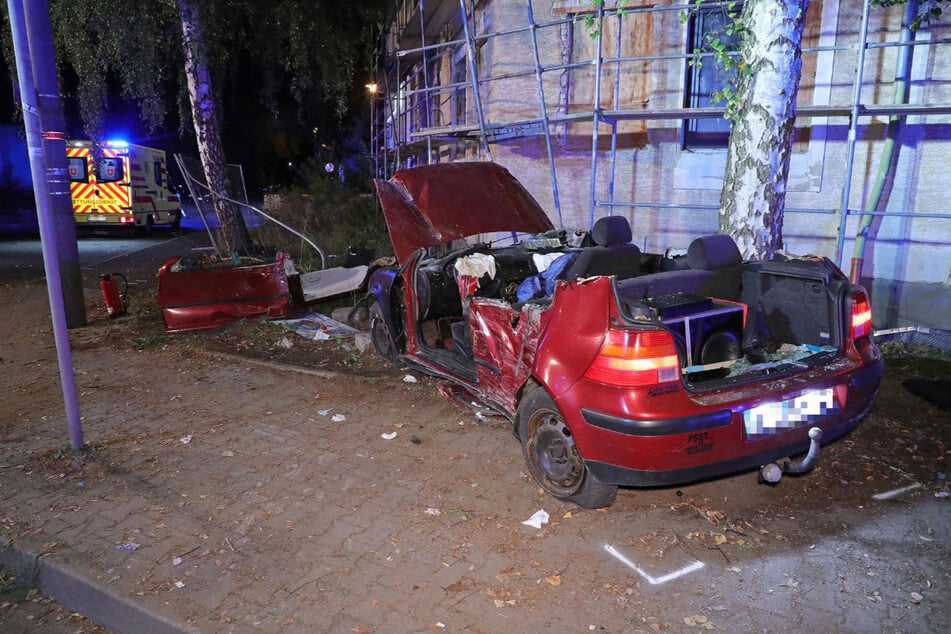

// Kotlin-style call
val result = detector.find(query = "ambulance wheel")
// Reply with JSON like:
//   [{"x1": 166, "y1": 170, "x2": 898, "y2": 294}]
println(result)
[
  {"x1": 135, "y1": 216, "x2": 154, "y2": 237},
  {"x1": 171, "y1": 210, "x2": 182, "y2": 232},
  {"x1": 517, "y1": 387, "x2": 617, "y2": 509}
]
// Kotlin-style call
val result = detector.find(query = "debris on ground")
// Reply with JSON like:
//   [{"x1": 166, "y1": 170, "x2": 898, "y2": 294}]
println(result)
[
  {"x1": 274, "y1": 312, "x2": 364, "y2": 342},
  {"x1": 522, "y1": 510, "x2": 549, "y2": 529},
  {"x1": 114, "y1": 542, "x2": 140, "y2": 551}
]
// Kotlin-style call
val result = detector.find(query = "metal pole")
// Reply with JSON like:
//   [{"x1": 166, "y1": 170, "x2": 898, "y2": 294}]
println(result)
[
  {"x1": 607, "y1": 9, "x2": 623, "y2": 214},
  {"x1": 834, "y1": 0, "x2": 872, "y2": 267},
  {"x1": 395, "y1": 55, "x2": 401, "y2": 171},
  {"x1": 526, "y1": 0, "x2": 563, "y2": 226},
  {"x1": 7, "y1": 0, "x2": 84, "y2": 448},
  {"x1": 459, "y1": 0, "x2": 493, "y2": 161},
  {"x1": 418, "y1": 0, "x2": 434, "y2": 163},
  {"x1": 588, "y1": 1, "x2": 605, "y2": 228},
  {"x1": 24, "y1": 1, "x2": 85, "y2": 328}
]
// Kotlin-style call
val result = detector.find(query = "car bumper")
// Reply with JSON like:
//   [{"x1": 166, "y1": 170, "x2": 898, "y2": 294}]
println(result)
[{"x1": 560, "y1": 358, "x2": 884, "y2": 487}]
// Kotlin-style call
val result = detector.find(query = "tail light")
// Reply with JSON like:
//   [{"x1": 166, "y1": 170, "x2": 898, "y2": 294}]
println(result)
[
  {"x1": 584, "y1": 328, "x2": 680, "y2": 387},
  {"x1": 850, "y1": 288, "x2": 872, "y2": 339}
]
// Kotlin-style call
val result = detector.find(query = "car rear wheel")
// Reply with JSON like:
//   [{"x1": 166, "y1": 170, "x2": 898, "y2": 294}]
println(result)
[{"x1": 517, "y1": 387, "x2": 618, "y2": 509}]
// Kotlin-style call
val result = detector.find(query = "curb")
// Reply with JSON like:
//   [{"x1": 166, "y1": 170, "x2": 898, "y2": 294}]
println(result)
[{"x1": 0, "y1": 536, "x2": 190, "y2": 634}]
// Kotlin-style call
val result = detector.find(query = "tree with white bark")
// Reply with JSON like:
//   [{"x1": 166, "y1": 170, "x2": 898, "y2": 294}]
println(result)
[
  {"x1": 175, "y1": 0, "x2": 250, "y2": 254},
  {"x1": 716, "y1": 0, "x2": 810, "y2": 260}
]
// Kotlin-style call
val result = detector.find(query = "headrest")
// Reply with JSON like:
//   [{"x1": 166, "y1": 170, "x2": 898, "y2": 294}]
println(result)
[
  {"x1": 591, "y1": 216, "x2": 633, "y2": 247},
  {"x1": 687, "y1": 234, "x2": 742, "y2": 270}
]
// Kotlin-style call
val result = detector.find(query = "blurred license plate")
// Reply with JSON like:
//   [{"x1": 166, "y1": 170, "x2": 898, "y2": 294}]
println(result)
[
  {"x1": 744, "y1": 388, "x2": 836, "y2": 436},
  {"x1": 87, "y1": 215, "x2": 107, "y2": 222}
]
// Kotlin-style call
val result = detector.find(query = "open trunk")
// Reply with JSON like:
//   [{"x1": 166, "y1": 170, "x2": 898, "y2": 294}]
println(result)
[{"x1": 618, "y1": 257, "x2": 850, "y2": 391}]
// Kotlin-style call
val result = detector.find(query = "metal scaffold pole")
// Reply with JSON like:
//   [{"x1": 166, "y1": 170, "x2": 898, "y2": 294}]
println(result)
[
  {"x1": 418, "y1": 0, "x2": 435, "y2": 162},
  {"x1": 835, "y1": 0, "x2": 872, "y2": 268},
  {"x1": 588, "y1": 0, "x2": 605, "y2": 229},
  {"x1": 526, "y1": 0, "x2": 563, "y2": 226},
  {"x1": 459, "y1": 0, "x2": 493, "y2": 161},
  {"x1": 607, "y1": 9, "x2": 623, "y2": 213}
]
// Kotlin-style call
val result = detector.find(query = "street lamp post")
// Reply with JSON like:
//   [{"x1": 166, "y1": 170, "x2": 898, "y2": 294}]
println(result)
[{"x1": 366, "y1": 83, "x2": 378, "y2": 180}]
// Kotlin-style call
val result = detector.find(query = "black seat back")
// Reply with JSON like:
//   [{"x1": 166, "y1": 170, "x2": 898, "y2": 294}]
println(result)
[{"x1": 562, "y1": 216, "x2": 641, "y2": 282}]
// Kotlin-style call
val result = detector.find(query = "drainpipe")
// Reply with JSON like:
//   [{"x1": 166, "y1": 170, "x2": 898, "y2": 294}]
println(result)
[{"x1": 849, "y1": 0, "x2": 918, "y2": 284}]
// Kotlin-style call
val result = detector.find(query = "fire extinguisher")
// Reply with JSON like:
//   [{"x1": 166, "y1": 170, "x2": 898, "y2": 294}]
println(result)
[{"x1": 99, "y1": 273, "x2": 128, "y2": 317}]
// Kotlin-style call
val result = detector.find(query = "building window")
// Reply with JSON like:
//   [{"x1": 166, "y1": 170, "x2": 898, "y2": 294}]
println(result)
[{"x1": 683, "y1": 3, "x2": 743, "y2": 148}]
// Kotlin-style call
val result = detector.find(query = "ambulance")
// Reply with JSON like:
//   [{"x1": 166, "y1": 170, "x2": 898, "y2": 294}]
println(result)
[{"x1": 67, "y1": 140, "x2": 182, "y2": 232}]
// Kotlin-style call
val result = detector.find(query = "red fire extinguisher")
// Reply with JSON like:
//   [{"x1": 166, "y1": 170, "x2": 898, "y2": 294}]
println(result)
[{"x1": 99, "y1": 273, "x2": 128, "y2": 317}]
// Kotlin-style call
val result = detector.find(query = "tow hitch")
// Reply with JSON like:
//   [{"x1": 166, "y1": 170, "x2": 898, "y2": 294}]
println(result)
[{"x1": 760, "y1": 427, "x2": 824, "y2": 484}]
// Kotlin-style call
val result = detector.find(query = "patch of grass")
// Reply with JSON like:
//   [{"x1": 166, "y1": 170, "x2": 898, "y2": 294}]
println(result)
[
  {"x1": 132, "y1": 333, "x2": 169, "y2": 350},
  {"x1": 0, "y1": 568, "x2": 15, "y2": 591},
  {"x1": 444, "y1": 508, "x2": 476, "y2": 520},
  {"x1": 0, "y1": 566, "x2": 28, "y2": 602},
  {"x1": 49, "y1": 440, "x2": 104, "y2": 462}
]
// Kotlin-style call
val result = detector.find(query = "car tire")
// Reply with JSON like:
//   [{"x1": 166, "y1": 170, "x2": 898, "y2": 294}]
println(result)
[
  {"x1": 369, "y1": 300, "x2": 399, "y2": 364},
  {"x1": 517, "y1": 387, "x2": 618, "y2": 509}
]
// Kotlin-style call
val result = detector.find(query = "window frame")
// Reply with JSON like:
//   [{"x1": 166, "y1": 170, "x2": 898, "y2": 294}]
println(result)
[{"x1": 682, "y1": 2, "x2": 743, "y2": 149}]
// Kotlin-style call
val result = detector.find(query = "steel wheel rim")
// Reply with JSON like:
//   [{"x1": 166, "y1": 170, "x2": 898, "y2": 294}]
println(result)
[
  {"x1": 370, "y1": 308, "x2": 391, "y2": 356},
  {"x1": 526, "y1": 408, "x2": 584, "y2": 497}
]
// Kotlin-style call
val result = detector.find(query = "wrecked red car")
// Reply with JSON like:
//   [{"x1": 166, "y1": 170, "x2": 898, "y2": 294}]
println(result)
[{"x1": 367, "y1": 162, "x2": 883, "y2": 508}]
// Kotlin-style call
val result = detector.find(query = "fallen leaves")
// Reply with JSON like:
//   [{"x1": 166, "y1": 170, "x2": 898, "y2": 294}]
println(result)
[{"x1": 684, "y1": 614, "x2": 713, "y2": 629}]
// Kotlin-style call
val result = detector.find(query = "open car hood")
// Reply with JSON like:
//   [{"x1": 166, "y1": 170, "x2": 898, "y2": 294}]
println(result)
[{"x1": 374, "y1": 162, "x2": 555, "y2": 262}]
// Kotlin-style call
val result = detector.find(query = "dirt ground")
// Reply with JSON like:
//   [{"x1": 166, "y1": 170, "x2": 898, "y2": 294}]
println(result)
[{"x1": 1, "y1": 257, "x2": 950, "y2": 632}]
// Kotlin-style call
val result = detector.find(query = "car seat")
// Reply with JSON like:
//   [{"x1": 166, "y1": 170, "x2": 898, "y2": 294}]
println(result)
[{"x1": 561, "y1": 216, "x2": 641, "y2": 282}]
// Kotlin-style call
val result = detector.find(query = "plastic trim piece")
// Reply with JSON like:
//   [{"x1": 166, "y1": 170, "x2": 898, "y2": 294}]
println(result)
[{"x1": 581, "y1": 407, "x2": 732, "y2": 437}]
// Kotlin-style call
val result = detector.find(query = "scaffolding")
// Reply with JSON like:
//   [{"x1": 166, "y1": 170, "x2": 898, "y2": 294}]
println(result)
[{"x1": 372, "y1": 0, "x2": 951, "y2": 266}]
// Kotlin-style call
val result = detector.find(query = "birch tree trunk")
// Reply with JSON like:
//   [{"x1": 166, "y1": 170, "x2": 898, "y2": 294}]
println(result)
[
  {"x1": 176, "y1": 0, "x2": 251, "y2": 256},
  {"x1": 719, "y1": 0, "x2": 810, "y2": 260}
]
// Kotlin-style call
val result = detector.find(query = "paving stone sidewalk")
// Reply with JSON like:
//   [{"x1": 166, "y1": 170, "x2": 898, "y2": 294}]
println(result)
[{"x1": 1, "y1": 283, "x2": 949, "y2": 633}]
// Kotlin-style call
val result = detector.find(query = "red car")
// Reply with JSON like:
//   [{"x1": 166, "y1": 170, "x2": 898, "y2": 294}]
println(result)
[{"x1": 367, "y1": 162, "x2": 883, "y2": 508}]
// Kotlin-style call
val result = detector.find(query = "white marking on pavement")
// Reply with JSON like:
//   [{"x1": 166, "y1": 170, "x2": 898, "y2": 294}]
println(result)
[
  {"x1": 604, "y1": 544, "x2": 705, "y2": 585},
  {"x1": 871, "y1": 482, "x2": 922, "y2": 500}
]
